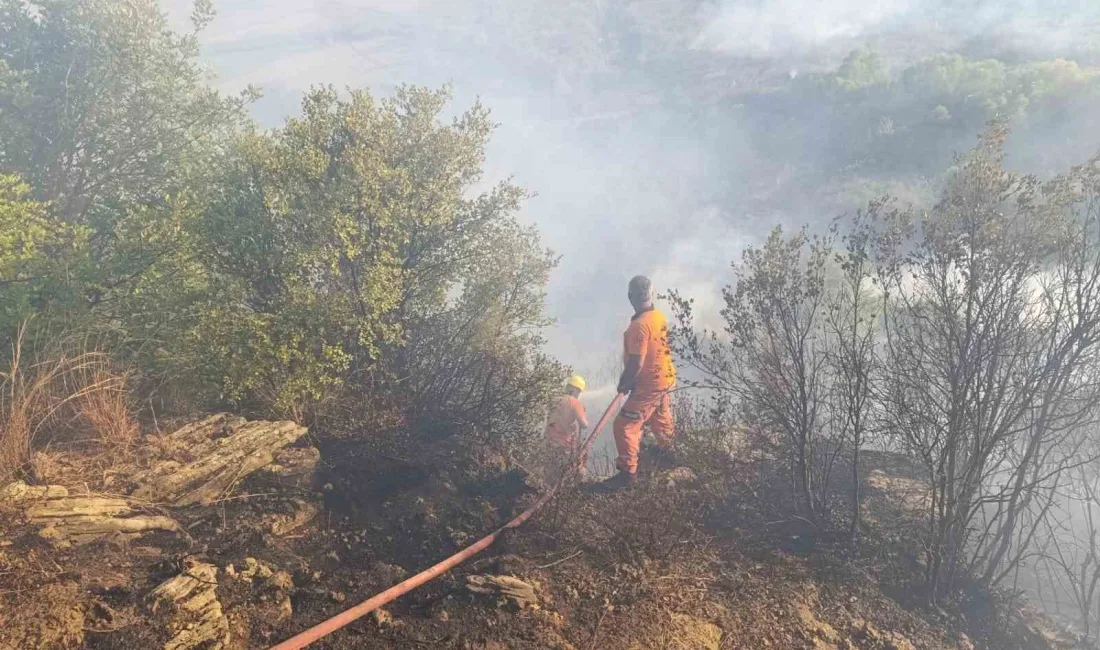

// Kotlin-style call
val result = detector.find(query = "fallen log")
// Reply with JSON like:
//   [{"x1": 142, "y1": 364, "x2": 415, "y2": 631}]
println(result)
[
  {"x1": 131, "y1": 414, "x2": 308, "y2": 506},
  {"x1": 1, "y1": 481, "x2": 181, "y2": 546}
]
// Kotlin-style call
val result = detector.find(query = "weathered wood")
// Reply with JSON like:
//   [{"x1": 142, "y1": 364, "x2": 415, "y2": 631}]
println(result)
[
  {"x1": 1, "y1": 480, "x2": 181, "y2": 546},
  {"x1": 42, "y1": 515, "x2": 183, "y2": 544},
  {"x1": 466, "y1": 574, "x2": 539, "y2": 609},
  {"x1": 150, "y1": 562, "x2": 230, "y2": 650},
  {"x1": 131, "y1": 414, "x2": 308, "y2": 506},
  {"x1": 0, "y1": 481, "x2": 68, "y2": 503},
  {"x1": 26, "y1": 496, "x2": 132, "y2": 518}
]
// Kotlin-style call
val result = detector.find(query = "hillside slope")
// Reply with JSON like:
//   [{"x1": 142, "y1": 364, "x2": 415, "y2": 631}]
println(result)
[{"x1": 0, "y1": 416, "x2": 1078, "y2": 650}]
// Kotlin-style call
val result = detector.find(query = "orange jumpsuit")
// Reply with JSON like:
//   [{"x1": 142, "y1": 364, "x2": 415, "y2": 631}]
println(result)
[
  {"x1": 544, "y1": 394, "x2": 589, "y2": 482},
  {"x1": 613, "y1": 307, "x2": 676, "y2": 474},
  {"x1": 545, "y1": 394, "x2": 588, "y2": 450}
]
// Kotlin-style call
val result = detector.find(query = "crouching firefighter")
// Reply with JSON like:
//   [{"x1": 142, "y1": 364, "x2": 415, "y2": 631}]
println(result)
[
  {"x1": 543, "y1": 375, "x2": 590, "y2": 483},
  {"x1": 601, "y1": 275, "x2": 677, "y2": 491}
]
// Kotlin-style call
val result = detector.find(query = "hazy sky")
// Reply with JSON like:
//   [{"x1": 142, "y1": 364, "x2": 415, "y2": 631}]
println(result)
[{"x1": 163, "y1": 0, "x2": 1100, "y2": 393}]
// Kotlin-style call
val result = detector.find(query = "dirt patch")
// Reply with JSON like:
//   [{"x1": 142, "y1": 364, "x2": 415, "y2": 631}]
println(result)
[
  {"x1": 0, "y1": 582, "x2": 85, "y2": 650},
  {"x1": 639, "y1": 613, "x2": 723, "y2": 650}
]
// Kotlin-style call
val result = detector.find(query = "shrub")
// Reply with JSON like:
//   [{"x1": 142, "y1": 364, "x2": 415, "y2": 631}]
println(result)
[{"x1": 152, "y1": 86, "x2": 561, "y2": 430}]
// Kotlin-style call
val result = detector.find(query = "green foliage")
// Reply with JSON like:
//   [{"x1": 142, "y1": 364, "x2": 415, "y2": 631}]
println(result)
[
  {"x1": 190, "y1": 0, "x2": 216, "y2": 31},
  {"x1": 158, "y1": 85, "x2": 559, "y2": 421},
  {"x1": 900, "y1": 54, "x2": 1012, "y2": 112},
  {"x1": 0, "y1": 0, "x2": 252, "y2": 326},
  {"x1": 0, "y1": 175, "x2": 78, "y2": 330},
  {"x1": 1014, "y1": 58, "x2": 1094, "y2": 98},
  {"x1": 818, "y1": 50, "x2": 1098, "y2": 118},
  {"x1": 777, "y1": 50, "x2": 1100, "y2": 210},
  {"x1": 0, "y1": 176, "x2": 51, "y2": 281},
  {"x1": 833, "y1": 48, "x2": 889, "y2": 90},
  {"x1": 0, "y1": 1, "x2": 560, "y2": 445}
]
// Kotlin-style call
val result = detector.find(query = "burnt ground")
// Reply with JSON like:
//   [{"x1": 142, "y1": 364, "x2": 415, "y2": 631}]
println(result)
[{"x1": 0, "y1": 431, "x2": 1079, "y2": 650}]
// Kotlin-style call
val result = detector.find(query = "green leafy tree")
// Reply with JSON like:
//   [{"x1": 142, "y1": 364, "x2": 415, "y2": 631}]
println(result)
[{"x1": 0, "y1": 0, "x2": 251, "y2": 325}]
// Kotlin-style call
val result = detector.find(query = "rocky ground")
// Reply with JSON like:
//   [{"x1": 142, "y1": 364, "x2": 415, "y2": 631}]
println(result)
[{"x1": 0, "y1": 416, "x2": 1081, "y2": 649}]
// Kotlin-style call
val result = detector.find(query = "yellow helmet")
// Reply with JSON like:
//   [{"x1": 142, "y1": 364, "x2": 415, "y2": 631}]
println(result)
[{"x1": 567, "y1": 375, "x2": 586, "y2": 391}]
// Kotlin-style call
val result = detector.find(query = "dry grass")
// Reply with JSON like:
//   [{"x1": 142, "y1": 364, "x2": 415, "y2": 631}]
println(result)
[
  {"x1": 71, "y1": 369, "x2": 138, "y2": 448},
  {"x1": 0, "y1": 322, "x2": 138, "y2": 483}
]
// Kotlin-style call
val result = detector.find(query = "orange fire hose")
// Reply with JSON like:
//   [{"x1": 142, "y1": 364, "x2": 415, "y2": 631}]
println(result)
[{"x1": 266, "y1": 393, "x2": 625, "y2": 650}]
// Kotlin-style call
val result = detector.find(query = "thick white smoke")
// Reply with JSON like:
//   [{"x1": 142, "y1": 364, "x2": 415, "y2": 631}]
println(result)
[{"x1": 162, "y1": 0, "x2": 1100, "y2": 379}]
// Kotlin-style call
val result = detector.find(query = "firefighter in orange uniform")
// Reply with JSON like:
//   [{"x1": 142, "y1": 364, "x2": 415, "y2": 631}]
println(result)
[
  {"x1": 601, "y1": 275, "x2": 676, "y2": 491},
  {"x1": 544, "y1": 375, "x2": 589, "y2": 483}
]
